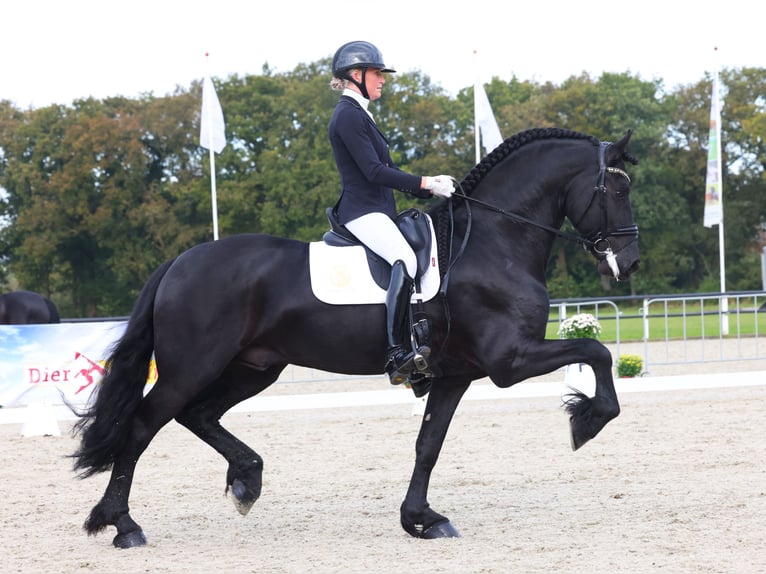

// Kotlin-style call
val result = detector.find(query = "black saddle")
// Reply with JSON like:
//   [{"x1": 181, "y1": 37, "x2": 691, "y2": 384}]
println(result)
[{"x1": 322, "y1": 207, "x2": 433, "y2": 290}]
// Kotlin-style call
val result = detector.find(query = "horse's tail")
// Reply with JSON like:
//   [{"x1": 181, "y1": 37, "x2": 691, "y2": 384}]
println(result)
[
  {"x1": 71, "y1": 257, "x2": 176, "y2": 479},
  {"x1": 44, "y1": 297, "x2": 60, "y2": 323}
]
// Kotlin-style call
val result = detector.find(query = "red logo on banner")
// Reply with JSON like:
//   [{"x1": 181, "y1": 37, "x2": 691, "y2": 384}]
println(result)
[{"x1": 73, "y1": 352, "x2": 105, "y2": 394}]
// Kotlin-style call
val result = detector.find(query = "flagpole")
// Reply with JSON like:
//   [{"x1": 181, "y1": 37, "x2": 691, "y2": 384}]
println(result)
[
  {"x1": 473, "y1": 50, "x2": 481, "y2": 164},
  {"x1": 205, "y1": 53, "x2": 220, "y2": 241},
  {"x1": 703, "y1": 46, "x2": 727, "y2": 334},
  {"x1": 208, "y1": 145, "x2": 219, "y2": 241},
  {"x1": 714, "y1": 48, "x2": 727, "y2": 334}
]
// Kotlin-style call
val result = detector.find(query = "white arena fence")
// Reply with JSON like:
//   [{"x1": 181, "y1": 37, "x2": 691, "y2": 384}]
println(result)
[{"x1": 550, "y1": 290, "x2": 765, "y2": 375}]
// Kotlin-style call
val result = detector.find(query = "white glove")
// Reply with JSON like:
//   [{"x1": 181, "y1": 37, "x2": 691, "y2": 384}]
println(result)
[{"x1": 424, "y1": 175, "x2": 455, "y2": 199}]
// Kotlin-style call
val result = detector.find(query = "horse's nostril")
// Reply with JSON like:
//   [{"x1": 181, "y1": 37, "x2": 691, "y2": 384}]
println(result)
[{"x1": 628, "y1": 260, "x2": 640, "y2": 274}]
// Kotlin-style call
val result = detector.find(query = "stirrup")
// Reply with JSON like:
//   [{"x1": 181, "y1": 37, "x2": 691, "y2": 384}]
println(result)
[
  {"x1": 386, "y1": 346, "x2": 431, "y2": 385},
  {"x1": 412, "y1": 347, "x2": 430, "y2": 372},
  {"x1": 388, "y1": 368, "x2": 432, "y2": 396}
]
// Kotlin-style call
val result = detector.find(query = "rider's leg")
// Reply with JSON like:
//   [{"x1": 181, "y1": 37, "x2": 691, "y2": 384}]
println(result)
[
  {"x1": 383, "y1": 260, "x2": 430, "y2": 383},
  {"x1": 344, "y1": 212, "x2": 417, "y2": 278},
  {"x1": 344, "y1": 214, "x2": 430, "y2": 390}
]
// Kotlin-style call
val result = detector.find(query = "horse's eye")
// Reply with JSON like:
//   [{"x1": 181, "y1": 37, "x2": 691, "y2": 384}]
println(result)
[{"x1": 613, "y1": 186, "x2": 629, "y2": 198}]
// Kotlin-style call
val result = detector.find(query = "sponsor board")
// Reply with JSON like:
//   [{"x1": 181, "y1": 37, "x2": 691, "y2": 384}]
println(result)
[{"x1": 0, "y1": 321, "x2": 155, "y2": 407}]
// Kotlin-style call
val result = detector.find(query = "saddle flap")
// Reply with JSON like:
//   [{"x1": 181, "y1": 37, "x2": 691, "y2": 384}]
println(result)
[{"x1": 396, "y1": 208, "x2": 432, "y2": 277}]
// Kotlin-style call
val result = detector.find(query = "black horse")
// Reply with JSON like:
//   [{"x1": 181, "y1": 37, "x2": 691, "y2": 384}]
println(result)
[
  {"x1": 72, "y1": 128, "x2": 640, "y2": 547},
  {"x1": 0, "y1": 290, "x2": 60, "y2": 324}
]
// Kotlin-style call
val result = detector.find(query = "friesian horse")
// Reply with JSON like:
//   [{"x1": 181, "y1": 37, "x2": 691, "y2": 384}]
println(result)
[
  {"x1": 0, "y1": 290, "x2": 60, "y2": 324},
  {"x1": 72, "y1": 128, "x2": 640, "y2": 547}
]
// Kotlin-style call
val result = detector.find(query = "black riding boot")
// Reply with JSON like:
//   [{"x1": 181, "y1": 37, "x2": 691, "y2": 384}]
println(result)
[{"x1": 384, "y1": 261, "x2": 430, "y2": 394}]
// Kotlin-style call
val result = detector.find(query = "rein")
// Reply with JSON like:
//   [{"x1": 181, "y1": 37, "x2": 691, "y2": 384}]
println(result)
[{"x1": 451, "y1": 189, "x2": 589, "y2": 246}]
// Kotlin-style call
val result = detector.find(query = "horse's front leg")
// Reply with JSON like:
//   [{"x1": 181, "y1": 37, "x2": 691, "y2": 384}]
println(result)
[
  {"x1": 400, "y1": 376, "x2": 471, "y2": 539},
  {"x1": 560, "y1": 339, "x2": 621, "y2": 450},
  {"x1": 489, "y1": 338, "x2": 620, "y2": 451},
  {"x1": 527, "y1": 338, "x2": 621, "y2": 450}
]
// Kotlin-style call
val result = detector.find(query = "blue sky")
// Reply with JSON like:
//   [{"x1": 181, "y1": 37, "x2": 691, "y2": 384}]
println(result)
[{"x1": 2, "y1": 0, "x2": 763, "y2": 109}]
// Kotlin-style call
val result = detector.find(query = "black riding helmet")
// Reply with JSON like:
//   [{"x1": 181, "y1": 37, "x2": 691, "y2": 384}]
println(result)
[{"x1": 332, "y1": 41, "x2": 395, "y2": 99}]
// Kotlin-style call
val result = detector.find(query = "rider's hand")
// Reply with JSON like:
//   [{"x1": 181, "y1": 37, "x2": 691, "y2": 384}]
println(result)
[{"x1": 424, "y1": 175, "x2": 455, "y2": 199}]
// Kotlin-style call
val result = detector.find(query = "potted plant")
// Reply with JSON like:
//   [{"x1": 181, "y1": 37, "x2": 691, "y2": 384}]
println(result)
[{"x1": 616, "y1": 354, "x2": 643, "y2": 378}]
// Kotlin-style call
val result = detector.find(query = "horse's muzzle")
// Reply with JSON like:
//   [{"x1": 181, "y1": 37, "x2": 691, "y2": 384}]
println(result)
[{"x1": 598, "y1": 255, "x2": 640, "y2": 280}]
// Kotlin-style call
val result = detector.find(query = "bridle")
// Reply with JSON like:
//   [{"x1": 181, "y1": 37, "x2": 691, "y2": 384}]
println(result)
[
  {"x1": 577, "y1": 142, "x2": 639, "y2": 262},
  {"x1": 447, "y1": 140, "x2": 638, "y2": 269}
]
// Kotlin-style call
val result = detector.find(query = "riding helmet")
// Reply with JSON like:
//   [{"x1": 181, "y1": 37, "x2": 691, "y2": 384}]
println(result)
[{"x1": 332, "y1": 41, "x2": 396, "y2": 78}]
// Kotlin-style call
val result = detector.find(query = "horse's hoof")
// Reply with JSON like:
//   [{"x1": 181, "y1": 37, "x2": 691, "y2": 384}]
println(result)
[
  {"x1": 422, "y1": 520, "x2": 461, "y2": 539},
  {"x1": 570, "y1": 427, "x2": 588, "y2": 451},
  {"x1": 229, "y1": 479, "x2": 256, "y2": 516},
  {"x1": 112, "y1": 529, "x2": 147, "y2": 548},
  {"x1": 569, "y1": 426, "x2": 580, "y2": 451},
  {"x1": 569, "y1": 417, "x2": 595, "y2": 451}
]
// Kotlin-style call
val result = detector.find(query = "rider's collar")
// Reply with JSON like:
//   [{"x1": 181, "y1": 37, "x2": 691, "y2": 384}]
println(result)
[{"x1": 343, "y1": 88, "x2": 374, "y2": 121}]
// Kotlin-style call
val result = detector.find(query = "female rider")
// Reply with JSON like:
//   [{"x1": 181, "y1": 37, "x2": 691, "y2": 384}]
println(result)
[{"x1": 328, "y1": 40, "x2": 454, "y2": 392}]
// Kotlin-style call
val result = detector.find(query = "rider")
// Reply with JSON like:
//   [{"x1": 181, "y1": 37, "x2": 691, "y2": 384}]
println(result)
[{"x1": 328, "y1": 40, "x2": 455, "y2": 390}]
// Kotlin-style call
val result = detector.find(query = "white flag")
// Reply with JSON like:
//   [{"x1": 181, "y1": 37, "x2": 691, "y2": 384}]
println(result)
[
  {"x1": 703, "y1": 68, "x2": 722, "y2": 228},
  {"x1": 474, "y1": 81, "x2": 503, "y2": 156},
  {"x1": 200, "y1": 75, "x2": 226, "y2": 154}
]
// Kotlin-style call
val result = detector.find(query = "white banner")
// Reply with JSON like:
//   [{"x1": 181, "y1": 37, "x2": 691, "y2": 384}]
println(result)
[
  {"x1": 200, "y1": 75, "x2": 226, "y2": 154},
  {"x1": 474, "y1": 81, "x2": 504, "y2": 156},
  {"x1": 0, "y1": 321, "x2": 156, "y2": 408},
  {"x1": 703, "y1": 68, "x2": 723, "y2": 228}
]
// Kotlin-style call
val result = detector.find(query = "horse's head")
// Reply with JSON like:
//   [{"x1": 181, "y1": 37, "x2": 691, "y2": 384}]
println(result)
[{"x1": 567, "y1": 130, "x2": 640, "y2": 281}]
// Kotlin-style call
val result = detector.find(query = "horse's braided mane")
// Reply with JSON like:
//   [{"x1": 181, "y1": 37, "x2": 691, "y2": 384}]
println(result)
[
  {"x1": 432, "y1": 127, "x2": 600, "y2": 278},
  {"x1": 459, "y1": 127, "x2": 600, "y2": 195}
]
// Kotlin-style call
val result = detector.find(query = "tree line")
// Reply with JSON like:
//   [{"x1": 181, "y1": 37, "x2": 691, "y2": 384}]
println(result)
[{"x1": 0, "y1": 58, "x2": 764, "y2": 317}]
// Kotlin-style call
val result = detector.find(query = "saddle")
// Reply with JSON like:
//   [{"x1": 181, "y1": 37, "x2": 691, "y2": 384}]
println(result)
[{"x1": 322, "y1": 207, "x2": 433, "y2": 290}]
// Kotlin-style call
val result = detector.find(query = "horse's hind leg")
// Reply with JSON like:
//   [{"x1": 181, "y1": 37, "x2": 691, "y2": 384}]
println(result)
[
  {"x1": 175, "y1": 362, "x2": 285, "y2": 516},
  {"x1": 84, "y1": 382, "x2": 195, "y2": 548}
]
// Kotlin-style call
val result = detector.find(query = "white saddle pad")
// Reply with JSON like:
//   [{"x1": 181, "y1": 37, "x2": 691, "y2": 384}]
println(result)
[{"x1": 309, "y1": 219, "x2": 441, "y2": 305}]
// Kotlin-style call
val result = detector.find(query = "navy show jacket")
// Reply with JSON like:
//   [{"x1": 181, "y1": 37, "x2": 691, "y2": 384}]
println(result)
[{"x1": 328, "y1": 95, "x2": 430, "y2": 225}]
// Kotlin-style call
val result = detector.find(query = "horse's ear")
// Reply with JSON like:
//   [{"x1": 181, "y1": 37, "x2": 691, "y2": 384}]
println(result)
[
  {"x1": 609, "y1": 129, "x2": 638, "y2": 165},
  {"x1": 617, "y1": 129, "x2": 633, "y2": 148}
]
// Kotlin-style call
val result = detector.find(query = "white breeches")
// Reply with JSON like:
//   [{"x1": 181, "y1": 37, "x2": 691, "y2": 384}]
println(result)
[{"x1": 344, "y1": 212, "x2": 417, "y2": 278}]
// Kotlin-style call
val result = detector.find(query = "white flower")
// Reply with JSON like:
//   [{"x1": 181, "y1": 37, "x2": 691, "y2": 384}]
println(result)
[{"x1": 557, "y1": 313, "x2": 602, "y2": 340}]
